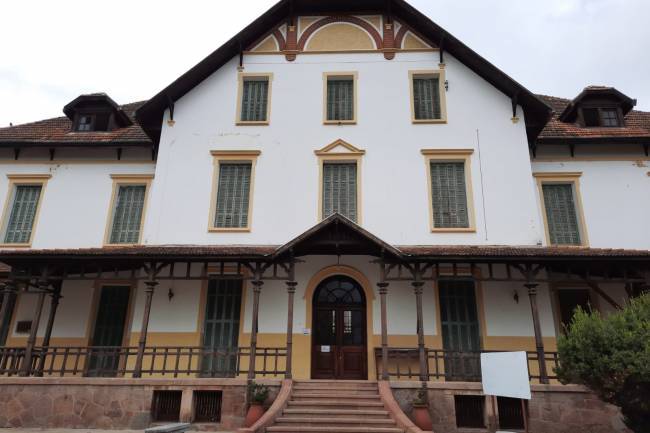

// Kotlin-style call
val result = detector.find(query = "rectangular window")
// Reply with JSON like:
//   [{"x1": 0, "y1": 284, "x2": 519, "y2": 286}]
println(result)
[
  {"x1": 237, "y1": 74, "x2": 272, "y2": 124},
  {"x1": 1, "y1": 176, "x2": 50, "y2": 246},
  {"x1": 75, "y1": 114, "x2": 94, "y2": 131},
  {"x1": 542, "y1": 184, "x2": 581, "y2": 245},
  {"x1": 322, "y1": 162, "x2": 358, "y2": 222},
  {"x1": 429, "y1": 162, "x2": 469, "y2": 229},
  {"x1": 535, "y1": 173, "x2": 587, "y2": 246},
  {"x1": 109, "y1": 185, "x2": 147, "y2": 244},
  {"x1": 582, "y1": 108, "x2": 600, "y2": 127},
  {"x1": 410, "y1": 71, "x2": 446, "y2": 122},
  {"x1": 557, "y1": 288, "x2": 592, "y2": 330},
  {"x1": 214, "y1": 163, "x2": 252, "y2": 229},
  {"x1": 209, "y1": 151, "x2": 259, "y2": 232},
  {"x1": 454, "y1": 395, "x2": 486, "y2": 428},
  {"x1": 600, "y1": 108, "x2": 620, "y2": 127},
  {"x1": 325, "y1": 73, "x2": 356, "y2": 123}
]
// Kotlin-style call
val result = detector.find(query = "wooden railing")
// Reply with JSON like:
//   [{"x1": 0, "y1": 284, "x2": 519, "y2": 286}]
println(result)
[
  {"x1": 0, "y1": 346, "x2": 288, "y2": 378},
  {"x1": 374, "y1": 348, "x2": 559, "y2": 383}
]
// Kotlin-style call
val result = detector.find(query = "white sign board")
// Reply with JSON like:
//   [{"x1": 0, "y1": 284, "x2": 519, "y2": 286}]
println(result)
[{"x1": 481, "y1": 352, "x2": 531, "y2": 400}]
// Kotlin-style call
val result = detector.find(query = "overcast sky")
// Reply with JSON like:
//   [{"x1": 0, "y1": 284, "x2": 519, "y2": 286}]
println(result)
[{"x1": 1, "y1": 0, "x2": 648, "y2": 126}]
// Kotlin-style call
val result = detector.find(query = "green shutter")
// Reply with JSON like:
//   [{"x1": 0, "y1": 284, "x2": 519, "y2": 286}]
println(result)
[
  {"x1": 4, "y1": 185, "x2": 42, "y2": 244},
  {"x1": 110, "y1": 185, "x2": 146, "y2": 244},
  {"x1": 327, "y1": 79, "x2": 354, "y2": 121},
  {"x1": 215, "y1": 163, "x2": 252, "y2": 228},
  {"x1": 413, "y1": 77, "x2": 441, "y2": 120},
  {"x1": 322, "y1": 163, "x2": 357, "y2": 222},
  {"x1": 241, "y1": 79, "x2": 269, "y2": 122},
  {"x1": 542, "y1": 184, "x2": 581, "y2": 245},
  {"x1": 430, "y1": 162, "x2": 469, "y2": 228}
]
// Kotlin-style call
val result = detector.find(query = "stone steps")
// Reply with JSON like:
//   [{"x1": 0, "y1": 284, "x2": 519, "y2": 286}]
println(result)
[{"x1": 265, "y1": 380, "x2": 403, "y2": 433}]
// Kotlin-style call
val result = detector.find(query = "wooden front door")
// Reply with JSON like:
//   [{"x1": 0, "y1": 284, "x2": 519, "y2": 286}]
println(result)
[
  {"x1": 201, "y1": 279, "x2": 242, "y2": 377},
  {"x1": 87, "y1": 285, "x2": 131, "y2": 377},
  {"x1": 439, "y1": 279, "x2": 482, "y2": 381},
  {"x1": 312, "y1": 276, "x2": 367, "y2": 380}
]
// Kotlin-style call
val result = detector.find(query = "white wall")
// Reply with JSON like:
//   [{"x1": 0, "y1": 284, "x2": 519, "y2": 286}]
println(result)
[
  {"x1": 532, "y1": 159, "x2": 650, "y2": 249},
  {"x1": 144, "y1": 51, "x2": 543, "y2": 247}
]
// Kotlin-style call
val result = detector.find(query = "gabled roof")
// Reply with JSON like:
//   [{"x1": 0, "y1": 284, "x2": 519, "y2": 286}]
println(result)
[
  {"x1": 536, "y1": 93, "x2": 650, "y2": 145},
  {"x1": 0, "y1": 101, "x2": 152, "y2": 148},
  {"x1": 136, "y1": 0, "x2": 551, "y2": 142},
  {"x1": 273, "y1": 213, "x2": 404, "y2": 260}
]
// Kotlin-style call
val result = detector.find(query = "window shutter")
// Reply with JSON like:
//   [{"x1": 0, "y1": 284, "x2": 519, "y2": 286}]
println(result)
[
  {"x1": 322, "y1": 163, "x2": 357, "y2": 222},
  {"x1": 430, "y1": 162, "x2": 469, "y2": 228},
  {"x1": 110, "y1": 185, "x2": 146, "y2": 244},
  {"x1": 414, "y1": 77, "x2": 441, "y2": 120},
  {"x1": 542, "y1": 184, "x2": 581, "y2": 245},
  {"x1": 327, "y1": 79, "x2": 354, "y2": 121},
  {"x1": 4, "y1": 185, "x2": 42, "y2": 244},
  {"x1": 215, "y1": 163, "x2": 252, "y2": 228},
  {"x1": 240, "y1": 79, "x2": 269, "y2": 122}
]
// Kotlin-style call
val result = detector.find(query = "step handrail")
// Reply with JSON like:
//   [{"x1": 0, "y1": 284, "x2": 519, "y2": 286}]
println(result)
[
  {"x1": 238, "y1": 379, "x2": 293, "y2": 433},
  {"x1": 378, "y1": 381, "x2": 434, "y2": 433}
]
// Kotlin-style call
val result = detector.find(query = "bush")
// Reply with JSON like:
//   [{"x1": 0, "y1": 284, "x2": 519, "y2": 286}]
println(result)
[{"x1": 556, "y1": 294, "x2": 650, "y2": 433}]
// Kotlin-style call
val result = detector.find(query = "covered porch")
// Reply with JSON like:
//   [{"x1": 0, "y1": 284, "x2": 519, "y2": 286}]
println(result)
[{"x1": 0, "y1": 215, "x2": 647, "y2": 385}]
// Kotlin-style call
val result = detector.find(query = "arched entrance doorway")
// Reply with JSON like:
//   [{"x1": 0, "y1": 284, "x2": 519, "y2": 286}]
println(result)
[{"x1": 311, "y1": 275, "x2": 367, "y2": 380}]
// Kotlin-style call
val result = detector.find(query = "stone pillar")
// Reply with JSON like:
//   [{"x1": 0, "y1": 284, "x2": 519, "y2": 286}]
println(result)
[
  {"x1": 378, "y1": 281, "x2": 389, "y2": 381},
  {"x1": 413, "y1": 280, "x2": 428, "y2": 382},
  {"x1": 133, "y1": 272, "x2": 158, "y2": 378},
  {"x1": 21, "y1": 279, "x2": 48, "y2": 376},
  {"x1": 526, "y1": 283, "x2": 549, "y2": 384},
  {"x1": 35, "y1": 283, "x2": 62, "y2": 376},
  {"x1": 247, "y1": 279, "x2": 263, "y2": 380}
]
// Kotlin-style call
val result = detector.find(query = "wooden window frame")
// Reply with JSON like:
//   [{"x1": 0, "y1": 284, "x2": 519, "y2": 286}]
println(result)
[
  {"x1": 235, "y1": 73, "x2": 273, "y2": 125},
  {"x1": 0, "y1": 174, "x2": 51, "y2": 247},
  {"x1": 422, "y1": 149, "x2": 476, "y2": 233},
  {"x1": 208, "y1": 150, "x2": 260, "y2": 233},
  {"x1": 323, "y1": 72, "x2": 358, "y2": 125},
  {"x1": 409, "y1": 70, "x2": 447, "y2": 124},
  {"x1": 103, "y1": 174, "x2": 154, "y2": 246},
  {"x1": 534, "y1": 172, "x2": 589, "y2": 247},
  {"x1": 550, "y1": 282, "x2": 601, "y2": 337},
  {"x1": 579, "y1": 105, "x2": 624, "y2": 128},
  {"x1": 316, "y1": 143, "x2": 364, "y2": 224}
]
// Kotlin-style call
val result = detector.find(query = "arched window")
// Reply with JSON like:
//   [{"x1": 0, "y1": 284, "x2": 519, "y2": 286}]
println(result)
[{"x1": 314, "y1": 276, "x2": 365, "y2": 305}]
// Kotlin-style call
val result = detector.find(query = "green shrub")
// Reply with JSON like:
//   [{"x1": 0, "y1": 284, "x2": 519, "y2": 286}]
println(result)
[{"x1": 556, "y1": 294, "x2": 650, "y2": 433}]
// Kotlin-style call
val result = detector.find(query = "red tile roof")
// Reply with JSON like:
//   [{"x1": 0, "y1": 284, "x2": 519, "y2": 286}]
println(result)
[
  {"x1": 536, "y1": 94, "x2": 650, "y2": 141},
  {"x1": 0, "y1": 101, "x2": 151, "y2": 146}
]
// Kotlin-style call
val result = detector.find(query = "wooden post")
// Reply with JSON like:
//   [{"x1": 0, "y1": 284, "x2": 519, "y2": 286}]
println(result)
[
  {"x1": 285, "y1": 262, "x2": 296, "y2": 379},
  {"x1": 0, "y1": 281, "x2": 17, "y2": 346},
  {"x1": 133, "y1": 264, "x2": 158, "y2": 378},
  {"x1": 378, "y1": 263, "x2": 389, "y2": 381},
  {"x1": 21, "y1": 277, "x2": 49, "y2": 376},
  {"x1": 412, "y1": 264, "x2": 428, "y2": 383},
  {"x1": 526, "y1": 283, "x2": 549, "y2": 384},
  {"x1": 35, "y1": 283, "x2": 62, "y2": 376},
  {"x1": 248, "y1": 269, "x2": 264, "y2": 381}
]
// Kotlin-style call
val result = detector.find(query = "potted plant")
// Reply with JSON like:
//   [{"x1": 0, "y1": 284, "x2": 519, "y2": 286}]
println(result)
[
  {"x1": 244, "y1": 382, "x2": 270, "y2": 427},
  {"x1": 411, "y1": 388, "x2": 433, "y2": 430}
]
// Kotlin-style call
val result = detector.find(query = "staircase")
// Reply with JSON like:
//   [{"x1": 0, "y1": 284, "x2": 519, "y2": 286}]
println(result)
[{"x1": 266, "y1": 380, "x2": 404, "y2": 433}]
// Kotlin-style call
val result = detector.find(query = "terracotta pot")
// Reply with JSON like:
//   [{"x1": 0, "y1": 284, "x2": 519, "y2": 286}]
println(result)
[
  {"x1": 244, "y1": 402, "x2": 266, "y2": 427},
  {"x1": 412, "y1": 404, "x2": 433, "y2": 431}
]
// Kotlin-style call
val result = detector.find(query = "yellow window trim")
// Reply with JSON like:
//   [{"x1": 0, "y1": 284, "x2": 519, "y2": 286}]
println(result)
[
  {"x1": 103, "y1": 174, "x2": 154, "y2": 247},
  {"x1": 316, "y1": 140, "x2": 364, "y2": 224},
  {"x1": 323, "y1": 72, "x2": 358, "y2": 125},
  {"x1": 422, "y1": 149, "x2": 476, "y2": 233},
  {"x1": 235, "y1": 72, "x2": 273, "y2": 126},
  {"x1": 0, "y1": 174, "x2": 52, "y2": 248},
  {"x1": 533, "y1": 172, "x2": 589, "y2": 247},
  {"x1": 208, "y1": 150, "x2": 261, "y2": 233},
  {"x1": 409, "y1": 70, "x2": 448, "y2": 124}
]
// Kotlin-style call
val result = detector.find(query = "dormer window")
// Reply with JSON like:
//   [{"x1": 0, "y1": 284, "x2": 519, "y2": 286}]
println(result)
[
  {"x1": 76, "y1": 115, "x2": 94, "y2": 131},
  {"x1": 582, "y1": 107, "x2": 621, "y2": 127}
]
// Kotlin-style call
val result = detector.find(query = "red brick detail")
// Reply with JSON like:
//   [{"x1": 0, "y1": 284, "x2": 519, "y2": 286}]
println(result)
[
  {"x1": 284, "y1": 23, "x2": 298, "y2": 61},
  {"x1": 273, "y1": 30, "x2": 286, "y2": 51},
  {"x1": 297, "y1": 16, "x2": 384, "y2": 51},
  {"x1": 394, "y1": 26, "x2": 409, "y2": 50},
  {"x1": 382, "y1": 18, "x2": 396, "y2": 60}
]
